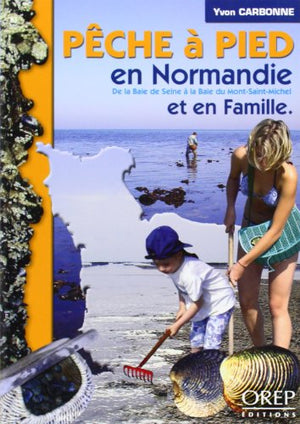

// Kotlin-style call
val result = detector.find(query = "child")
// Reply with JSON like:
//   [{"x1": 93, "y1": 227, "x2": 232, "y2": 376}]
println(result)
[{"x1": 145, "y1": 226, "x2": 235, "y2": 352}]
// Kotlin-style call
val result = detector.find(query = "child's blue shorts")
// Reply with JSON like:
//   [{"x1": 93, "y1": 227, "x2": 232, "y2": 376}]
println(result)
[{"x1": 190, "y1": 307, "x2": 234, "y2": 350}]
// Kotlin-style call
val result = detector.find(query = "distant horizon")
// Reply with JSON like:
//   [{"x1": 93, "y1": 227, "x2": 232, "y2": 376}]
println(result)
[{"x1": 54, "y1": 127, "x2": 300, "y2": 132}]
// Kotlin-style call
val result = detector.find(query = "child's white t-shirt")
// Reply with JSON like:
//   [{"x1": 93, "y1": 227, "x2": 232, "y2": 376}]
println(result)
[{"x1": 169, "y1": 256, "x2": 235, "y2": 321}]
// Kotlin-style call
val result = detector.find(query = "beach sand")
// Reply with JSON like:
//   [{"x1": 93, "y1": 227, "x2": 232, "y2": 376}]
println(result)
[{"x1": 72, "y1": 263, "x2": 300, "y2": 424}]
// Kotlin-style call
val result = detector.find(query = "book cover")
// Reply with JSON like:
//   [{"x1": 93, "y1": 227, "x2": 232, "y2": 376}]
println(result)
[{"x1": 1, "y1": 0, "x2": 299, "y2": 422}]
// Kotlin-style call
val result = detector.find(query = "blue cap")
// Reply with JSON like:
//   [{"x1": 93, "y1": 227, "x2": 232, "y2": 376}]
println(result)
[{"x1": 145, "y1": 226, "x2": 192, "y2": 260}]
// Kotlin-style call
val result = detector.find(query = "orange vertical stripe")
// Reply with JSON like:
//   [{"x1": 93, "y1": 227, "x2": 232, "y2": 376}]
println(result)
[{"x1": 20, "y1": 0, "x2": 53, "y2": 350}]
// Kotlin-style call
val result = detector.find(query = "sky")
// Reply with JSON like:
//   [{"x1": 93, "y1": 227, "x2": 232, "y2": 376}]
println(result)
[{"x1": 54, "y1": 0, "x2": 300, "y2": 130}]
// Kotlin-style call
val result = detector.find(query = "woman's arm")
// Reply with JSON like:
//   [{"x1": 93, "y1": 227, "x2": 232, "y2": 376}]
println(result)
[{"x1": 224, "y1": 146, "x2": 245, "y2": 234}]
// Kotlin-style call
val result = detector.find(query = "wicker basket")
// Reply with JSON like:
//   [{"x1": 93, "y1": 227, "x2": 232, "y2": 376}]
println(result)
[
  {"x1": 239, "y1": 206, "x2": 300, "y2": 270},
  {"x1": 0, "y1": 352, "x2": 93, "y2": 424}
]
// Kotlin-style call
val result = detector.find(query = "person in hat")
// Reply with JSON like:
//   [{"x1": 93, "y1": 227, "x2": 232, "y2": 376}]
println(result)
[{"x1": 145, "y1": 226, "x2": 235, "y2": 352}]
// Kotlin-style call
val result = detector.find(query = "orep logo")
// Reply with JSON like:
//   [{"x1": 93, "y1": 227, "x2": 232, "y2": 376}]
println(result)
[{"x1": 242, "y1": 389, "x2": 296, "y2": 407}]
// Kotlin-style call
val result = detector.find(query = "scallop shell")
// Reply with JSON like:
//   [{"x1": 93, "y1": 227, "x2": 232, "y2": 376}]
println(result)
[
  {"x1": 170, "y1": 349, "x2": 227, "y2": 417},
  {"x1": 220, "y1": 345, "x2": 300, "y2": 413}
]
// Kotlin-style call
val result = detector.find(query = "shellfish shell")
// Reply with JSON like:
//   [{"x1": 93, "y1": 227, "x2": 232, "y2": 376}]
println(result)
[
  {"x1": 170, "y1": 349, "x2": 227, "y2": 417},
  {"x1": 220, "y1": 345, "x2": 300, "y2": 413}
]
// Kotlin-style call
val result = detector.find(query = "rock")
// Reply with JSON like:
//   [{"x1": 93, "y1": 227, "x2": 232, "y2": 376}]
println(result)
[
  {"x1": 0, "y1": 0, "x2": 48, "y2": 368},
  {"x1": 135, "y1": 186, "x2": 149, "y2": 193},
  {"x1": 139, "y1": 193, "x2": 157, "y2": 205},
  {"x1": 137, "y1": 186, "x2": 186, "y2": 208},
  {"x1": 164, "y1": 188, "x2": 185, "y2": 207},
  {"x1": 153, "y1": 188, "x2": 168, "y2": 196}
]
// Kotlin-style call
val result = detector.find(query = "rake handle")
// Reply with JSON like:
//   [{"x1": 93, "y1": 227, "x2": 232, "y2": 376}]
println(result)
[
  {"x1": 138, "y1": 329, "x2": 171, "y2": 368},
  {"x1": 228, "y1": 232, "x2": 234, "y2": 356},
  {"x1": 228, "y1": 232, "x2": 234, "y2": 268}
]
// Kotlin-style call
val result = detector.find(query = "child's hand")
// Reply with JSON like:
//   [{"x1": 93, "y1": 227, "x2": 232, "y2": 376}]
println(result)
[{"x1": 167, "y1": 322, "x2": 181, "y2": 337}]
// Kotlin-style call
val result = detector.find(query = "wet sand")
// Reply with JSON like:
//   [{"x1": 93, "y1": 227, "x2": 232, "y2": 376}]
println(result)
[{"x1": 74, "y1": 263, "x2": 300, "y2": 424}]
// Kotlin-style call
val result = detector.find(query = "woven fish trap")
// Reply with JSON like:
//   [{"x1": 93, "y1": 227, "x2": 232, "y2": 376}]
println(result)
[
  {"x1": 170, "y1": 349, "x2": 227, "y2": 417},
  {"x1": 220, "y1": 345, "x2": 300, "y2": 413},
  {"x1": 0, "y1": 352, "x2": 94, "y2": 424}
]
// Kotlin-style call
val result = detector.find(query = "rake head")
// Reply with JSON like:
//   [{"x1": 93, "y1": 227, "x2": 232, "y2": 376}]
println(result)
[
  {"x1": 123, "y1": 330, "x2": 171, "y2": 384},
  {"x1": 123, "y1": 365, "x2": 153, "y2": 383}
]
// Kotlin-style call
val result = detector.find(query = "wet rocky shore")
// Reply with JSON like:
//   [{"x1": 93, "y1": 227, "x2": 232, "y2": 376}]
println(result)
[{"x1": 74, "y1": 264, "x2": 300, "y2": 424}]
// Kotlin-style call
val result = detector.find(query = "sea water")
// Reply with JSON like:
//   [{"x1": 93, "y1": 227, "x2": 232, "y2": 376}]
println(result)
[{"x1": 54, "y1": 129, "x2": 300, "y2": 225}]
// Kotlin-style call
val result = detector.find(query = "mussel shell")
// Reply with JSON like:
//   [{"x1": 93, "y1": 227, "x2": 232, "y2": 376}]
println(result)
[
  {"x1": 170, "y1": 349, "x2": 227, "y2": 417},
  {"x1": 220, "y1": 345, "x2": 300, "y2": 413}
]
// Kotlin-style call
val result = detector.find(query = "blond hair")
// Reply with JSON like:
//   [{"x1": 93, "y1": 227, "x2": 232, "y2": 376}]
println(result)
[{"x1": 247, "y1": 119, "x2": 292, "y2": 171}]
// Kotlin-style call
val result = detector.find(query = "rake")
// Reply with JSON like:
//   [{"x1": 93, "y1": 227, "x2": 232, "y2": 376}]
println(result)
[{"x1": 123, "y1": 329, "x2": 171, "y2": 383}]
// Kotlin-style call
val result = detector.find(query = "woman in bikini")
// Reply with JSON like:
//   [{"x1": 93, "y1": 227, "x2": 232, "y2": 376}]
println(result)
[{"x1": 224, "y1": 119, "x2": 298, "y2": 349}]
